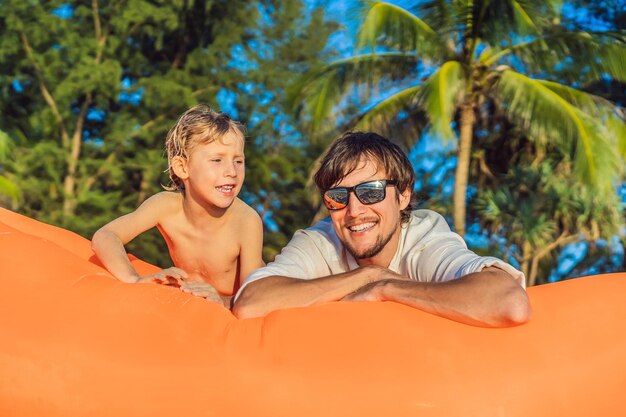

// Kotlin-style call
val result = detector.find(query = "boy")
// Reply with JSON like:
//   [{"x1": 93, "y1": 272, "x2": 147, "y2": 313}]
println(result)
[{"x1": 92, "y1": 105, "x2": 264, "y2": 307}]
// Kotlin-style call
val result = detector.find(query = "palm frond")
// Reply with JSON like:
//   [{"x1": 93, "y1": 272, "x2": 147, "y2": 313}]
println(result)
[
  {"x1": 288, "y1": 52, "x2": 420, "y2": 132},
  {"x1": 510, "y1": 0, "x2": 538, "y2": 34},
  {"x1": 473, "y1": 0, "x2": 557, "y2": 44},
  {"x1": 606, "y1": 113, "x2": 626, "y2": 160},
  {"x1": 416, "y1": 0, "x2": 454, "y2": 35},
  {"x1": 357, "y1": 1, "x2": 447, "y2": 59},
  {"x1": 355, "y1": 85, "x2": 420, "y2": 129},
  {"x1": 483, "y1": 31, "x2": 626, "y2": 84},
  {"x1": 353, "y1": 85, "x2": 427, "y2": 148},
  {"x1": 538, "y1": 81, "x2": 626, "y2": 162},
  {"x1": 417, "y1": 60, "x2": 466, "y2": 141},
  {"x1": 492, "y1": 70, "x2": 622, "y2": 194},
  {"x1": 597, "y1": 42, "x2": 626, "y2": 83},
  {"x1": 539, "y1": 81, "x2": 625, "y2": 123}
]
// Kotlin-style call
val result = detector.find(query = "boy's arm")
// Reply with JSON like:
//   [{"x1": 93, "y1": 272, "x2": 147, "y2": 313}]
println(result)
[
  {"x1": 237, "y1": 210, "x2": 265, "y2": 285},
  {"x1": 92, "y1": 193, "x2": 185, "y2": 283}
]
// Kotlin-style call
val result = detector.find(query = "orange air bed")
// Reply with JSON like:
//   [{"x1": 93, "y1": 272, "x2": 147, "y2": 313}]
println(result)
[{"x1": 0, "y1": 207, "x2": 625, "y2": 417}]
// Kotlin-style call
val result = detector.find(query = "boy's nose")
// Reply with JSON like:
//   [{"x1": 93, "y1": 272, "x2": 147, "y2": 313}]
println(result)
[{"x1": 224, "y1": 162, "x2": 237, "y2": 177}]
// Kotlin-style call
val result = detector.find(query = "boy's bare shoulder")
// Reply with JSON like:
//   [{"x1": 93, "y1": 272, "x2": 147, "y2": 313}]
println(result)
[
  {"x1": 153, "y1": 191, "x2": 183, "y2": 202},
  {"x1": 140, "y1": 191, "x2": 184, "y2": 216},
  {"x1": 232, "y1": 198, "x2": 262, "y2": 226}
]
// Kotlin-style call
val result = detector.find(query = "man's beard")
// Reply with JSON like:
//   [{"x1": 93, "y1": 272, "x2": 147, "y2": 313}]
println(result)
[{"x1": 343, "y1": 226, "x2": 397, "y2": 260}]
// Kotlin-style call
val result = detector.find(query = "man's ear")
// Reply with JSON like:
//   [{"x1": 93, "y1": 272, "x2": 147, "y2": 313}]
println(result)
[
  {"x1": 398, "y1": 188, "x2": 411, "y2": 210},
  {"x1": 171, "y1": 156, "x2": 189, "y2": 180}
]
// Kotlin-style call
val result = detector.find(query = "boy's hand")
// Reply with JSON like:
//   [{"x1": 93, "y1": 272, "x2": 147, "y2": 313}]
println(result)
[
  {"x1": 180, "y1": 281, "x2": 223, "y2": 304},
  {"x1": 137, "y1": 267, "x2": 189, "y2": 287}
]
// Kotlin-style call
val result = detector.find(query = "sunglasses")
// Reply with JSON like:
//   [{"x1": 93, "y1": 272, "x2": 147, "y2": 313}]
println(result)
[{"x1": 322, "y1": 180, "x2": 397, "y2": 210}]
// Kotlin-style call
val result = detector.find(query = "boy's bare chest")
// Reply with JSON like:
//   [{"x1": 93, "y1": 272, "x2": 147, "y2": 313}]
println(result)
[{"x1": 158, "y1": 222, "x2": 241, "y2": 294}]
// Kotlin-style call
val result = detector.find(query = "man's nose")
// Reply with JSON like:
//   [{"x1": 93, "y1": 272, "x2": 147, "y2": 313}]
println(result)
[{"x1": 346, "y1": 192, "x2": 366, "y2": 216}]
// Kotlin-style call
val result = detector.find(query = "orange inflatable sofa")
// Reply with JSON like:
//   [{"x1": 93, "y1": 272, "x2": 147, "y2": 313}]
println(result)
[{"x1": 0, "y1": 208, "x2": 625, "y2": 417}]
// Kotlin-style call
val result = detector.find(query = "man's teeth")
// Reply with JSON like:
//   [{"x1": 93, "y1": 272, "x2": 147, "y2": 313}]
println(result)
[
  {"x1": 349, "y1": 222, "x2": 375, "y2": 232},
  {"x1": 216, "y1": 185, "x2": 234, "y2": 192}
]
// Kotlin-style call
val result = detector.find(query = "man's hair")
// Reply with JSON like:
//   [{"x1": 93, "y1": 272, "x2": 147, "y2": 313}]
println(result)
[
  {"x1": 314, "y1": 131, "x2": 415, "y2": 224},
  {"x1": 165, "y1": 104, "x2": 245, "y2": 190}
]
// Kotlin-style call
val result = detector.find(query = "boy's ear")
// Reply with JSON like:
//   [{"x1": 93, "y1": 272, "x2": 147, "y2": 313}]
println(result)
[{"x1": 171, "y1": 156, "x2": 189, "y2": 180}]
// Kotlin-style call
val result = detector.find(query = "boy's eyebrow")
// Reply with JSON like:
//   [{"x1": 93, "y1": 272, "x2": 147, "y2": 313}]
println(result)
[{"x1": 206, "y1": 151, "x2": 245, "y2": 158}]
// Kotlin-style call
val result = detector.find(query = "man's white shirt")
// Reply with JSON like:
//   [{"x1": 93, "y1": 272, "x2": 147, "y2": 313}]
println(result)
[{"x1": 237, "y1": 210, "x2": 525, "y2": 299}]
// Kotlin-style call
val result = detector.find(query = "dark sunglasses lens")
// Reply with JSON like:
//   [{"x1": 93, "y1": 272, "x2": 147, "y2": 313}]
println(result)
[
  {"x1": 323, "y1": 189, "x2": 348, "y2": 210},
  {"x1": 355, "y1": 182, "x2": 386, "y2": 204}
]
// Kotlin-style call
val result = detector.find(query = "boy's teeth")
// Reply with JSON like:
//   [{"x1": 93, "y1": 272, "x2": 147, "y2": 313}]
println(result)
[
  {"x1": 217, "y1": 185, "x2": 233, "y2": 192},
  {"x1": 349, "y1": 222, "x2": 375, "y2": 232}
]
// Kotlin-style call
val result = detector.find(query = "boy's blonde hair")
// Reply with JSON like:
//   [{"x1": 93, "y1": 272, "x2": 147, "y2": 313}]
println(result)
[{"x1": 165, "y1": 104, "x2": 245, "y2": 190}]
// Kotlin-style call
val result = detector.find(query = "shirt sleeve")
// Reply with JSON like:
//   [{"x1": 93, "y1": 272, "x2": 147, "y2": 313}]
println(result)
[
  {"x1": 407, "y1": 213, "x2": 526, "y2": 288},
  {"x1": 235, "y1": 229, "x2": 332, "y2": 300}
]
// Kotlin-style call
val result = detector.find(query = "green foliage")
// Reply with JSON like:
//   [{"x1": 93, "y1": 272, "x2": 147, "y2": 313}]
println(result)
[
  {"x1": 294, "y1": 0, "x2": 626, "y2": 181},
  {"x1": 0, "y1": 0, "x2": 337, "y2": 267},
  {"x1": 356, "y1": 1, "x2": 445, "y2": 58},
  {"x1": 472, "y1": 112, "x2": 624, "y2": 284},
  {"x1": 0, "y1": 129, "x2": 21, "y2": 208},
  {"x1": 417, "y1": 61, "x2": 465, "y2": 140},
  {"x1": 291, "y1": 0, "x2": 626, "y2": 281},
  {"x1": 492, "y1": 70, "x2": 622, "y2": 195},
  {"x1": 230, "y1": 1, "x2": 337, "y2": 259}
]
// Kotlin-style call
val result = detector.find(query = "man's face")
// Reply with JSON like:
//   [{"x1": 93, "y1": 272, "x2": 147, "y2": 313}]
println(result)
[{"x1": 328, "y1": 157, "x2": 410, "y2": 267}]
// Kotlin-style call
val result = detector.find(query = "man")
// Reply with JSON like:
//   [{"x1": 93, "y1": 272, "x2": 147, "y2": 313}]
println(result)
[{"x1": 233, "y1": 132, "x2": 531, "y2": 327}]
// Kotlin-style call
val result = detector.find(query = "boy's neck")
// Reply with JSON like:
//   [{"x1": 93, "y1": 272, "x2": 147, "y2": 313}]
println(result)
[{"x1": 181, "y1": 193, "x2": 233, "y2": 228}]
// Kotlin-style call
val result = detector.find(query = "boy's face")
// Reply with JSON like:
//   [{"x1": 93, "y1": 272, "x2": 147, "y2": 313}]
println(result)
[{"x1": 180, "y1": 131, "x2": 245, "y2": 210}]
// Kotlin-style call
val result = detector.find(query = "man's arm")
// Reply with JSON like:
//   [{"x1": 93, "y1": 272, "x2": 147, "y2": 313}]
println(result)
[
  {"x1": 232, "y1": 265, "x2": 407, "y2": 319},
  {"x1": 342, "y1": 266, "x2": 531, "y2": 327}
]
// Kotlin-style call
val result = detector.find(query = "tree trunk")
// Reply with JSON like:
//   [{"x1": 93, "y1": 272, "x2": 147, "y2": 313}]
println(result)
[
  {"x1": 453, "y1": 103, "x2": 475, "y2": 236},
  {"x1": 62, "y1": 98, "x2": 91, "y2": 219},
  {"x1": 529, "y1": 255, "x2": 540, "y2": 287},
  {"x1": 62, "y1": 1, "x2": 106, "y2": 220},
  {"x1": 524, "y1": 232, "x2": 577, "y2": 286}
]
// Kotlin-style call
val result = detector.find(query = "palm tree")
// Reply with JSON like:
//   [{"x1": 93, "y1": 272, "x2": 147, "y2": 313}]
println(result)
[
  {"x1": 475, "y1": 157, "x2": 623, "y2": 285},
  {"x1": 293, "y1": 0, "x2": 626, "y2": 236}
]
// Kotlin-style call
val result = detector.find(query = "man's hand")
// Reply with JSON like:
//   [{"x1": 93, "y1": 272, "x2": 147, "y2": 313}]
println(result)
[
  {"x1": 341, "y1": 265, "x2": 411, "y2": 301},
  {"x1": 137, "y1": 267, "x2": 189, "y2": 287},
  {"x1": 360, "y1": 265, "x2": 409, "y2": 282},
  {"x1": 180, "y1": 281, "x2": 223, "y2": 304},
  {"x1": 341, "y1": 279, "x2": 390, "y2": 302},
  {"x1": 234, "y1": 265, "x2": 411, "y2": 319},
  {"x1": 342, "y1": 266, "x2": 409, "y2": 302}
]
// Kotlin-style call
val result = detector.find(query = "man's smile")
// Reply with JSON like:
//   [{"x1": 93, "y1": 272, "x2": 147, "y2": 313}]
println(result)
[{"x1": 347, "y1": 220, "x2": 377, "y2": 233}]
